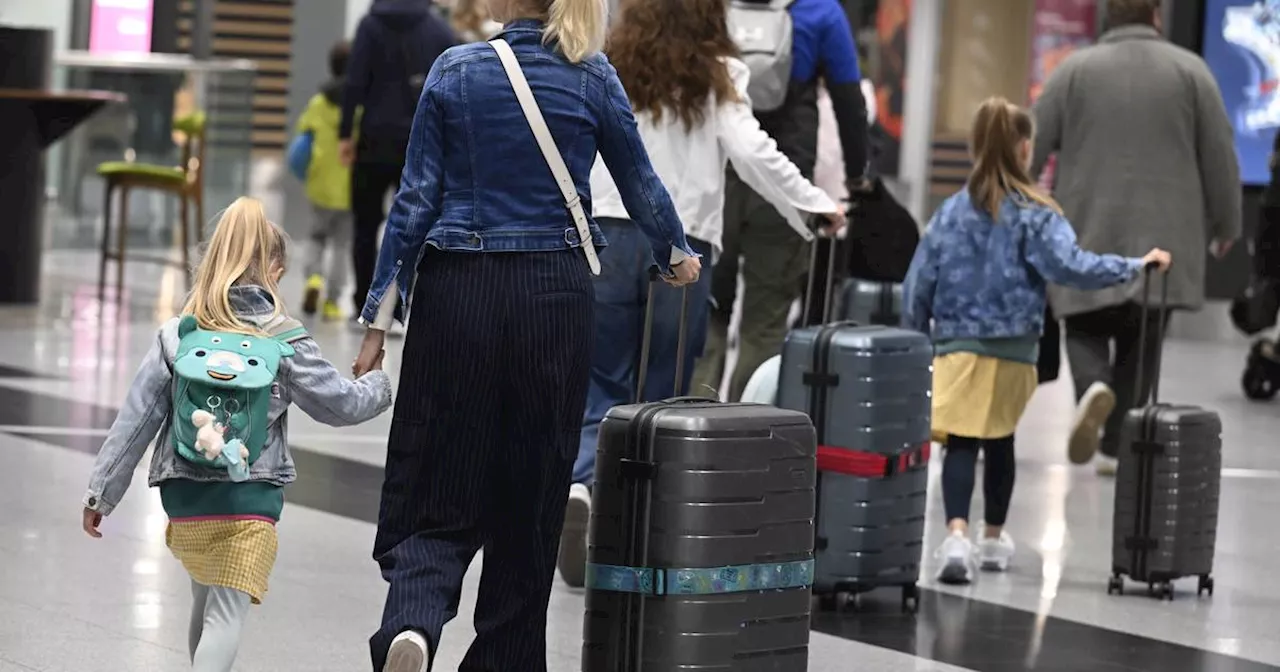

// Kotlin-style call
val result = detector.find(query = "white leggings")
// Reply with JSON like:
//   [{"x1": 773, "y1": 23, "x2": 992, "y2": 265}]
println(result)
[{"x1": 188, "y1": 581, "x2": 251, "y2": 672}]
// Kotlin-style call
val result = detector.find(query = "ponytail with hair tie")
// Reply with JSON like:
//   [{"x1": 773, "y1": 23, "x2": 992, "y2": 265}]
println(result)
[
  {"x1": 968, "y1": 96, "x2": 1061, "y2": 218},
  {"x1": 544, "y1": 0, "x2": 606, "y2": 62}
]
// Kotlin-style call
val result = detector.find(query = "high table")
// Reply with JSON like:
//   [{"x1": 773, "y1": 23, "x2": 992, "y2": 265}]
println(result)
[{"x1": 0, "y1": 88, "x2": 125, "y2": 304}]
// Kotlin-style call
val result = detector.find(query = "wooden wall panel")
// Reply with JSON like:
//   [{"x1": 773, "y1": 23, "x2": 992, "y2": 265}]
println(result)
[{"x1": 176, "y1": 0, "x2": 293, "y2": 152}]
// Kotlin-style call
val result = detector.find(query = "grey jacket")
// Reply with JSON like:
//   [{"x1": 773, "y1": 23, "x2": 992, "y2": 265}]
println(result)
[
  {"x1": 1031, "y1": 25, "x2": 1241, "y2": 318},
  {"x1": 83, "y1": 286, "x2": 393, "y2": 516}
]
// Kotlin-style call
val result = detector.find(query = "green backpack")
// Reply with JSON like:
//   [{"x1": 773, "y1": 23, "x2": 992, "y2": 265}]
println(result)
[{"x1": 170, "y1": 315, "x2": 305, "y2": 479}]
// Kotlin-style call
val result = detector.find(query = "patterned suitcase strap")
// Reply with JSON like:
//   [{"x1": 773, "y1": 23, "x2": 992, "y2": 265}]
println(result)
[{"x1": 585, "y1": 559, "x2": 814, "y2": 596}]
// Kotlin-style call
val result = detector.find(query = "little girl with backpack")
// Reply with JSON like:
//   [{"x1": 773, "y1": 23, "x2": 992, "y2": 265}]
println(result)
[
  {"x1": 903, "y1": 97, "x2": 1171, "y2": 584},
  {"x1": 81, "y1": 197, "x2": 393, "y2": 671}
]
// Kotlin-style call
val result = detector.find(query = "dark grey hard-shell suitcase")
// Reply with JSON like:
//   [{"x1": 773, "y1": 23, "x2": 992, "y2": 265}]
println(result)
[
  {"x1": 839, "y1": 279, "x2": 902, "y2": 326},
  {"x1": 1108, "y1": 267, "x2": 1221, "y2": 600},
  {"x1": 777, "y1": 238, "x2": 933, "y2": 612},
  {"x1": 582, "y1": 274, "x2": 817, "y2": 672}
]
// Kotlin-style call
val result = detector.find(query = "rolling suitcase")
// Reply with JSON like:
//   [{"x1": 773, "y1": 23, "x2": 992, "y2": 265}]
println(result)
[
  {"x1": 1108, "y1": 266, "x2": 1221, "y2": 600},
  {"x1": 839, "y1": 279, "x2": 902, "y2": 326},
  {"x1": 583, "y1": 272, "x2": 818, "y2": 671},
  {"x1": 777, "y1": 236, "x2": 933, "y2": 611}
]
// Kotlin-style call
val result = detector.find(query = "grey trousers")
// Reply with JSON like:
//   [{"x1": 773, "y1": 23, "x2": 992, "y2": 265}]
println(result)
[
  {"x1": 304, "y1": 205, "x2": 354, "y2": 302},
  {"x1": 1063, "y1": 302, "x2": 1168, "y2": 458},
  {"x1": 189, "y1": 581, "x2": 252, "y2": 672}
]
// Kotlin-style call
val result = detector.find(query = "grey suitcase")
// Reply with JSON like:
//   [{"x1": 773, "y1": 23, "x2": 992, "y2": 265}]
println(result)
[
  {"x1": 776, "y1": 237, "x2": 933, "y2": 611},
  {"x1": 839, "y1": 279, "x2": 902, "y2": 326},
  {"x1": 582, "y1": 273, "x2": 817, "y2": 671},
  {"x1": 1108, "y1": 267, "x2": 1221, "y2": 600}
]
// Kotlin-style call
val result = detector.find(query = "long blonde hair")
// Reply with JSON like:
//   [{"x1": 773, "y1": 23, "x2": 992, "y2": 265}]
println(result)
[
  {"x1": 543, "y1": 0, "x2": 605, "y2": 63},
  {"x1": 181, "y1": 197, "x2": 288, "y2": 335},
  {"x1": 968, "y1": 97, "x2": 1061, "y2": 217}
]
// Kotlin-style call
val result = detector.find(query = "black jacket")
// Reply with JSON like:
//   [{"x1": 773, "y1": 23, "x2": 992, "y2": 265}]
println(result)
[{"x1": 340, "y1": 0, "x2": 457, "y2": 164}]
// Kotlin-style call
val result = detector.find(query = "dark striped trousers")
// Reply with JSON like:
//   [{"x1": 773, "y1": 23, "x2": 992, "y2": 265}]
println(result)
[{"x1": 369, "y1": 249, "x2": 594, "y2": 671}]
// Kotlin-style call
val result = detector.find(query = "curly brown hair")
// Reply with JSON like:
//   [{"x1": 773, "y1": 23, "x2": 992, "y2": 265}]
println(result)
[{"x1": 606, "y1": 0, "x2": 740, "y2": 131}]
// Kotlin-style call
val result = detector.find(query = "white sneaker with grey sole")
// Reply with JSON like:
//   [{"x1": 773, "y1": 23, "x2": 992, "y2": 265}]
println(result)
[
  {"x1": 557, "y1": 483, "x2": 591, "y2": 588},
  {"x1": 1069, "y1": 382, "x2": 1116, "y2": 465},
  {"x1": 935, "y1": 534, "x2": 975, "y2": 585},
  {"x1": 385, "y1": 630, "x2": 430, "y2": 672},
  {"x1": 979, "y1": 532, "x2": 1016, "y2": 572}
]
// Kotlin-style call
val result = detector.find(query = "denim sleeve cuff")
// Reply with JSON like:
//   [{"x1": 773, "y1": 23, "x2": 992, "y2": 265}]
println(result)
[{"x1": 83, "y1": 489, "x2": 114, "y2": 516}]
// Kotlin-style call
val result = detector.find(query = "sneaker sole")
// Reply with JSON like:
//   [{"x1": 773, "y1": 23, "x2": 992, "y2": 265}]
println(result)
[
  {"x1": 1068, "y1": 387, "x2": 1116, "y2": 465},
  {"x1": 979, "y1": 558, "x2": 1009, "y2": 572},
  {"x1": 385, "y1": 639, "x2": 427, "y2": 672},
  {"x1": 302, "y1": 288, "x2": 321, "y2": 316},
  {"x1": 558, "y1": 495, "x2": 589, "y2": 588},
  {"x1": 937, "y1": 560, "x2": 971, "y2": 585}
]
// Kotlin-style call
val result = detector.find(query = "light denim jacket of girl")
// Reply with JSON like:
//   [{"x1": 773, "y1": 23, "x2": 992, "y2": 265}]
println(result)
[
  {"x1": 83, "y1": 286, "x2": 393, "y2": 516},
  {"x1": 903, "y1": 190, "x2": 1144, "y2": 346},
  {"x1": 360, "y1": 20, "x2": 696, "y2": 325}
]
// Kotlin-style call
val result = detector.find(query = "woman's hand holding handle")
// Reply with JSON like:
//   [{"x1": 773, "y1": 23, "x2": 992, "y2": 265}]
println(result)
[{"x1": 1141, "y1": 248, "x2": 1172, "y2": 272}]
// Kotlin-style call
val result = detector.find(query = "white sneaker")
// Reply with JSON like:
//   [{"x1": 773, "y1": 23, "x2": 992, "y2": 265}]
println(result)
[
  {"x1": 978, "y1": 532, "x2": 1016, "y2": 572},
  {"x1": 1095, "y1": 455, "x2": 1119, "y2": 477},
  {"x1": 1069, "y1": 382, "x2": 1116, "y2": 465},
  {"x1": 385, "y1": 630, "x2": 430, "y2": 672},
  {"x1": 934, "y1": 533, "x2": 975, "y2": 585},
  {"x1": 558, "y1": 483, "x2": 591, "y2": 588}
]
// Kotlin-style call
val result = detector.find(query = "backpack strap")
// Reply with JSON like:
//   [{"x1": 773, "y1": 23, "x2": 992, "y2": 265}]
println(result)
[{"x1": 265, "y1": 316, "x2": 309, "y2": 344}]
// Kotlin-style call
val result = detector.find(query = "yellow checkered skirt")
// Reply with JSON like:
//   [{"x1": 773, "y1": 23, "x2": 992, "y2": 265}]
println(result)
[
  {"x1": 166, "y1": 518, "x2": 278, "y2": 604},
  {"x1": 931, "y1": 352, "x2": 1037, "y2": 441}
]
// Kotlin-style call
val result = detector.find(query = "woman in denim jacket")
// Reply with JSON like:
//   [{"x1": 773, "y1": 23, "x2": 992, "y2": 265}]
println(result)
[{"x1": 348, "y1": 0, "x2": 698, "y2": 668}]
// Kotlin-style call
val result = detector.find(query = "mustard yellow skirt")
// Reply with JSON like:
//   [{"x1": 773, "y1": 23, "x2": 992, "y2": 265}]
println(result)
[
  {"x1": 931, "y1": 352, "x2": 1037, "y2": 441},
  {"x1": 166, "y1": 519, "x2": 278, "y2": 604}
]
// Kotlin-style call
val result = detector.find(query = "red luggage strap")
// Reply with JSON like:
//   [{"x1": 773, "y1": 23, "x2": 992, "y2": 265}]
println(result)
[{"x1": 816, "y1": 442, "x2": 931, "y2": 478}]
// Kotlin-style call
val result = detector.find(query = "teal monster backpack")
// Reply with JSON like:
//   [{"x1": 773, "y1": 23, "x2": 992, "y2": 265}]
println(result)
[{"x1": 170, "y1": 315, "x2": 305, "y2": 481}]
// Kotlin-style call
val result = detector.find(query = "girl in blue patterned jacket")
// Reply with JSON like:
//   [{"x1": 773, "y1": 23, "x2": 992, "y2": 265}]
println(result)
[{"x1": 903, "y1": 97, "x2": 1171, "y2": 584}]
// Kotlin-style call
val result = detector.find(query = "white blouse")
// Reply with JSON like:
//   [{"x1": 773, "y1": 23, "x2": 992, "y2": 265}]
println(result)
[{"x1": 590, "y1": 57, "x2": 837, "y2": 258}]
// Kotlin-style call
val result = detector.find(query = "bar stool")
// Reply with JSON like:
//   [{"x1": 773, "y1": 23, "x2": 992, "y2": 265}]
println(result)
[{"x1": 97, "y1": 110, "x2": 206, "y2": 293}]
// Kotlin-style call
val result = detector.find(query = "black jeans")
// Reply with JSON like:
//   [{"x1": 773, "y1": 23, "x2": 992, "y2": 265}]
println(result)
[
  {"x1": 942, "y1": 435, "x2": 1015, "y2": 526},
  {"x1": 1064, "y1": 302, "x2": 1168, "y2": 458},
  {"x1": 351, "y1": 160, "x2": 405, "y2": 314}
]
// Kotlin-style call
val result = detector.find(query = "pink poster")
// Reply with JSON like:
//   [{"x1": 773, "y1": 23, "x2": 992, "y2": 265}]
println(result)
[
  {"x1": 89, "y1": 0, "x2": 155, "y2": 55},
  {"x1": 1028, "y1": 0, "x2": 1096, "y2": 188}
]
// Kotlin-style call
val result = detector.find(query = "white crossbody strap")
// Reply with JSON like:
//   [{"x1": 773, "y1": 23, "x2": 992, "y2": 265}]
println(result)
[{"x1": 489, "y1": 39, "x2": 601, "y2": 275}]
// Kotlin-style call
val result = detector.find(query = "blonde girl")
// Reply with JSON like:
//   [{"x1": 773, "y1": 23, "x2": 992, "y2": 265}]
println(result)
[
  {"x1": 902, "y1": 98, "x2": 1170, "y2": 585},
  {"x1": 82, "y1": 197, "x2": 392, "y2": 671}
]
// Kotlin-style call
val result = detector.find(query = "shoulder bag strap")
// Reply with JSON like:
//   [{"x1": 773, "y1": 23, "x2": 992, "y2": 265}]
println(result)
[{"x1": 489, "y1": 38, "x2": 601, "y2": 275}]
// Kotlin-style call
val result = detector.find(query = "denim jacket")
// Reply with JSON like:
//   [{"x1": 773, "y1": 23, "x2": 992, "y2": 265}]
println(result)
[
  {"x1": 360, "y1": 20, "x2": 695, "y2": 324},
  {"x1": 83, "y1": 286, "x2": 393, "y2": 516},
  {"x1": 903, "y1": 190, "x2": 1144, "y2": 340}
]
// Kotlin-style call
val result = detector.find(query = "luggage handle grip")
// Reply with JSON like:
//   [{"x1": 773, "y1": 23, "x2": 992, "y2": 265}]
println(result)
[
  {"x1": 1134, "y1": 264, "x2": 1170, "y2": 406},
  {"x1": 635, "y1": 265, "x2": 691, "y2": 403}
]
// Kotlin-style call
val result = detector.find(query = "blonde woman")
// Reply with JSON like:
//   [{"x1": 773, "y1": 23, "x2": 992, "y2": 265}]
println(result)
[
  {"x1": 903, "y1": 98, "x2": 1169, "y2": 585},
  {"x1": 81, "y1": 197, "x2": 392, "y2": 672},
  {"x1": 348, "y1": 0, "x2": 698, "y2": 667}
]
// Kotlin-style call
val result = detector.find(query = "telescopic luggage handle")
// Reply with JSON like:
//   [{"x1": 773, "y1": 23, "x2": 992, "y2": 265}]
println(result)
[
  {"x1": 1134, "y1": 262, "x2": 1170, "y2": 406},
  {"x1": 801, "y1": 221, "x2": 841, "y2": 328},
  {"x1": 634, "y1": 265, "x2": 691, "y2": 403}
]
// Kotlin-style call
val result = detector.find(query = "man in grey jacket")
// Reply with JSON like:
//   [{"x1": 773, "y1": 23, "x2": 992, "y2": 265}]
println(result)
[{"x1": 1031, "y1": 0, "x2": 1241, "y2": 475}]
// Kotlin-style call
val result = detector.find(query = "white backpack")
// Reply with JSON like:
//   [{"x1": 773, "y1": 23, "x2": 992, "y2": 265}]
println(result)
[{"x1": 728, "y1": 0, "x2": 797, "y2": 112}]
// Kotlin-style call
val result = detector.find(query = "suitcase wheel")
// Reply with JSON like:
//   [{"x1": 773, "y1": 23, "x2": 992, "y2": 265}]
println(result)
[
  {"x1": 815, "y1": 591, "x2": 845, "y2": 612},
  {"x1": 1107, "y1": 575, "x2": 1124, "y2": 596},
  {"x1": 901, "y1": 584, "x2": 919, "y2": 613},
  {"x1": 1198, "y1": 575, "x2": 1215, "y2": 597},
  {"x1": 1147, "y1": 582, "x2": 1174, "y2": 601},
  {"x1": 1242, "y1": 360, "x2": 1278, "y2": 401}
]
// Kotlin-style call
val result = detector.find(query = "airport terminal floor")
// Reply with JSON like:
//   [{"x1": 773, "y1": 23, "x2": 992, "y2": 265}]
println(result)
[{"x1": 3, "y1": 243, "x2": 1280, "y2": 671}]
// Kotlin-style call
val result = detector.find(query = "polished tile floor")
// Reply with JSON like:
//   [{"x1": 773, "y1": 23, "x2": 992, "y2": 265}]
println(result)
[{"x1": 2, "y1": 250, "x2": 1279, "y2": 672}]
